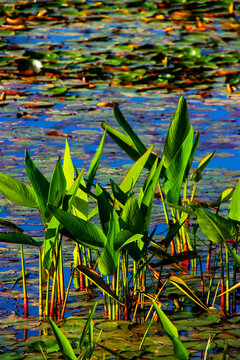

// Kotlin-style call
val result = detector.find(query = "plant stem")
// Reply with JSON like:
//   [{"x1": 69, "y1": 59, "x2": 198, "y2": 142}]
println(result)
[
  {"x1": 39, "y1": 247, "x2": 43, "y2": 318},
  {"x1": 20, "y1": 244, "x2": 28, "y2": 316}
]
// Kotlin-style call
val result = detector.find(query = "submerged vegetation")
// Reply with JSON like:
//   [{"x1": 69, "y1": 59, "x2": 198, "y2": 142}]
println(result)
[{"x1": 0, "y1": 96, "x2": 240, "y2": 359}]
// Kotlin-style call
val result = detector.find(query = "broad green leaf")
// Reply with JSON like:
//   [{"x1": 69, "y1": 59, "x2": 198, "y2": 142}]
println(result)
[
  {"x1": 49, "y1": 206, "x2": 106, "y2": 248},
  {"x1": 120, "y1": 193, "x2": 144, "y2": 233},
  {"x1": 25, "y1": 151, "x2": 50, "y2": 222},
  {"x1": 98, "y1": 210, "x2": 119, "y2": 275},
  {"x1": 169, "y1": 275, "x2": 209, "y2": 312},
  {"x1": 48, "y1": 156, "x2": 66, "y2": 207},
  {"x1": 48, "y1": 317, "x2": 78, "y2": 360},
  {"x1": 0, "y1": 218, "x2": 23, "y2": 233},
  {"x1": 110, "y1": 179, "x2": 128, "y2": 206},
  {"x1": 114, "y1": 232, "x2": 143, "y2": 252},
  {"x1": 163, "y1": 96, "x2": 190, "y2": 169},
  {"x1": 0, "y1": 172, "x2": 38, "y2": 208},
  {"x1": 76, "y1": 265, "x2": 125, "y2": 306},
  {"x1": 63, "y1": 168, "x2": 84, "y2": 213},
  {"x1": 228, "y1": 178, "x2": 240, "y2": 222},
  {"x1": 43, "y1": 215, "x2": 60, "y2": 270},
  {"x1": 141, "y1": 157, "x2": 164, "y2": 233},
  {"x1": 152, "y1": 300, "x2": 189, "y2": 360},
  {"x1": 190, "y1": 151, "x2": 215, "y2": 182},
  {"x1": 113, "y1": 102, "x2": 147, "y2": 156},
  {"x1": 119, "y1": 146, "x2": 153, "y2": 193},
  {"x1": 96, "y1": 183, "x2": 113, "y2": 235},
  {"x1": 72, "y1": 177, "x2": 88, "y2": 220},
  {"x1": 86, "y1": 128, "x2": 106, "y2": 191},
  {"x1": 63, "y1": 139, "x2": 75, "y2": 190},
  {"x1": 163, "y1": 127, "x2": 193, "y2": 204},
  {"x1": 0, "y1": 233, "x2": 41, "y2": 247},
  {"x1": 184, "y1": 130, "x2": 199, "y2": 180},
  {"x1": 191, "y1": 203, "x2": 238, "y2": 244},
  {"x1": 101, "y1": 122, "x2": 156, "y2": 170}
]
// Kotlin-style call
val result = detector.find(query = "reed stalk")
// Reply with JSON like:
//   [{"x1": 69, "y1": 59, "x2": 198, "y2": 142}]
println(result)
[{"x1": 20, "y1": 244, "x2": 28, "y2": 316}]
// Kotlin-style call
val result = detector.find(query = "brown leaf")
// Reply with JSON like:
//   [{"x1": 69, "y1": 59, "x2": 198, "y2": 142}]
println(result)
[{"x1": 45, "y1": 131, "x2": 74, "y2": 139}]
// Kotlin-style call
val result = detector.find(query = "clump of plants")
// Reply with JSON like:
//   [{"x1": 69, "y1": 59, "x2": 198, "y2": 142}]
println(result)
[{"x1": 0, "y1": 96, "x2": 239, "y2": 359}]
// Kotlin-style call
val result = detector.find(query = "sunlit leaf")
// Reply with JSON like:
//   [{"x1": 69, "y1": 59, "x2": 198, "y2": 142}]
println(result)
[
  {"x1": 63, "y1": 139, "x2": 75, "y2": 190},
  {"x1": 190, "y1": 203, "x2": 238, "y2": 244},
  {"x1": 87, "y1": 128, "x2": 107, "y2": 191},
  {"x1": 163, "y1": 127, "x2": 193, "y2": 204},
  {"x1": 119, "y1": 146, "x2": 153, "y2": 193},
  {"x1": 76, "y1": 265, "x2": 125, "y2": 306},
  {"x1": 113, "y1": 102, "x2": 147, "y2": 156},
  {"x1": 25, "y1": 151, "x2": 50, "y2": 222},
  {"x1": 98, "y1": 210, "x2": 119, "y2": 275},
  {"x1": 48, "y1": 317, "x2": 78, "y2": 360},
  {"x1": 0, "y1": 172, "x2": 38, "y2": 208},
  {"x1": 228, "y1": 178, "x2": 240, "y2": 222},
  {"x1": 152, "y1": 300, "x2": 189, "y2": 360},
  {"x1": 169, "y1": 275, "x2": 209, "y2": 312},
  {"x1": 0, "y1": 232, "x2": 41, "y2": 247},
  {"x1": 163, "y1": 96, "x2": 190, "y2": 169},
  {"x1": 49, "y1": 205, "x2": 106, "y2": 248},
  {"x1": 190, "y1": 151, "x2": 215, "y2": 182}
]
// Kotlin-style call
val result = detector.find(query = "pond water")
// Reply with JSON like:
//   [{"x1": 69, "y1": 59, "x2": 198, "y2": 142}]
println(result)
[{"x1": 0, "y1": 1, "x2": 240, "y2": 359}]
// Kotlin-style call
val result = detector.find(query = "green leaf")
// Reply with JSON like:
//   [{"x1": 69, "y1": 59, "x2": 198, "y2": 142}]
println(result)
[
  {"x1": 0, "y1": 172, "x2": 38, "y2": 208},
  {"x1": 190, "y1": 203, "x2": 238, "y2": 244},
  {"x1": 87, "y1": 128, "x2": 106, "y2": 191},
  {"x1": 48, "y1": 156, "x2": 66, "y2": 207},
  {"x1": 76, "y1": 265, "x2": 125, "y2": 306},
  {"x1": 72, "y1": 177, "x2": 89, "y2": 220},
  {"x1": 43, "y1": 215, "x2": 60, "y2": 270},
  {"x1": 114, "y1": 231, "x2": 143, "y2": 252},
  {"x1": 79, "y1": 302, "x2": 97, "y2": 350},
  {"x1": 0, "y1": 233, "x2": 41, "y2": 247},
  {"x1": 169, "y1": 275, "x2": 209, "y2": 312},
  {"x1": 63, "y1": 139, "x2": 75, "y2": 191},
  {"x1": 163, "y1": 96, "x2": 190, "y2": 169},
  {"x1": 101, "y1": 122, "x2": 156, "y2": 170},
  {"x1": 119, "y1": 146, "x2": 153, "y2": 193},
  {"x1": 63, "y1": 168, "x2": 84, "y2": 213},
  {"x1": 25, "y1": 151, "x2": 50, "y2": 222},
  {"x1": 190, "y1": 151, "x2": 215, "y2": 182},
  {"x1": 113, "y1": 102, "x2": 147, "y2": 156},
  {"x1": 228, "y1": 178, "x2": 240, "y2": 222},
  {"x1": 152, "y1": 300, "x2": 189, "y2": 360},
  {"x1": 110, "y1": 179, "x2": 128, "y2": 206},
  {"x1": 141, "y1": 157, "x2": 164, "y2": 233},
  {"x1": 0, "y1": 218, "x2": 23, "y2": 233},
  {"x1": 120, "y1": 193, "x2": 144, "y2": 233},
  {"x1": 184, "y1": 130, "x2": 199, "y2": 180},
  {"x1": 163, "y1": 127, "x2": 193, "y2": 204},
  {"x1": 49, "y1": 205, "x2": 106, "y2": 248},
  {"x1": 96, "y1": 183, "x2": 113, "y2": 235},
  {"x1": 98, "y1": 210, "x2": 119, "y2": 275},
  {"x1": 48, "y1": 317, "x2": 78, "y2": 360}
]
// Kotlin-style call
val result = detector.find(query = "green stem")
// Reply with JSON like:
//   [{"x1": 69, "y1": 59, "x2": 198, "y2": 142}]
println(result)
[
  {"x1": 20, "y1": 244, "x2": 28, "y2": 317},
  {"x1": 39, "y1": 248, "x2": 43, "y2": 318}
]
